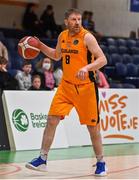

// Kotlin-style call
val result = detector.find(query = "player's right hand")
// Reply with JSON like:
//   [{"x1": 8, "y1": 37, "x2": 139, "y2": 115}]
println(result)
[{"x1": 76, "y1": 66, "x2": 88, "y2": 80}]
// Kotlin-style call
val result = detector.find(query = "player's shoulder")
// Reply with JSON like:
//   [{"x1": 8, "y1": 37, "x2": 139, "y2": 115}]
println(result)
[
  {"x1": 57, "y1": 30, "x2": 68, "y2": 44},
  {"x1": 84, "y1": 31, "x2": 96, "y2": 41}
]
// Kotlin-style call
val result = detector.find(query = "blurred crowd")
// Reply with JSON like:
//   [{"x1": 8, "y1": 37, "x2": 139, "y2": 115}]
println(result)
[{"x1": 0, "y1": 4, "x2": 109, "y2": 93}]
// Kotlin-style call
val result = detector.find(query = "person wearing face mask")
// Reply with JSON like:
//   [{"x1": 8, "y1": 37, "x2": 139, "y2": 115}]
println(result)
[
  {"x1": 42, "y1": 61, "x2": 51, "y2": 70},
  {"x1": 32, "y1": 57, "x2": 55, "y2": 90},
  {"x1": 43, "y1": 57, "x2": 55, "y2": 90}
]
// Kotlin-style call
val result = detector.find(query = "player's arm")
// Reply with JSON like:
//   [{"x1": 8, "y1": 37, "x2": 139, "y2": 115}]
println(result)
[
  {"x1": 76, "y1": 33, "x2": 107, "y2": 80},
  {"x1": 39, "y1": 35, "x2": 62, "y2": 61},
  {"x1": 85, "y1": 33, "x2": 107, "y2": 71}
]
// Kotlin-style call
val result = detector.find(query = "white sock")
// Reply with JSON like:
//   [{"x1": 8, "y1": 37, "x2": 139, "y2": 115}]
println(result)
[
  {"x1": 96, "y1": 155, "x2": 104, "y2": 162},
  {"x1": 40, "y1": 150, "x2": 48, "y2": 161}
]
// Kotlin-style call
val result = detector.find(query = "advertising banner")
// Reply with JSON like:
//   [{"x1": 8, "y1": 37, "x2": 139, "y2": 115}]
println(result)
[
  {"x1": 99, "y1": 89, "x2": 139, "y2": 143},
  {"x1": 2, "y1": 89, "x2": 139, "y2": 150},
  {"x1": 2, "y1": 91, "x2": 68, "y2": 150}
]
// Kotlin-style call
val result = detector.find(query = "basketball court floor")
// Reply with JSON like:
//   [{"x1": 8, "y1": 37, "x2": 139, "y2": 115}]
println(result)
[{"x1": 0, "y1": 143, "x2": 139, "y2": 179}]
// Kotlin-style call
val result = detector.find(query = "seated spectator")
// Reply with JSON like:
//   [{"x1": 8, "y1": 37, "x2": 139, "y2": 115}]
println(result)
[
  {"x1": 29, "y1": 75, "x2": 44, "y2": 90},
  {"x1": 0, "y1": 56, "x2": 18, "y2": 91},
  {"x1": 22, "y1": 3, "x2": 44, "y2": 37},
  {"x1": 33, "y1": 57, "x2": 55, "y2": 90},
  {"x1": 0, "y1": 41, "x2": 8, "y2": 61},
  {"x1": 96, "y1": 70, "x2": 110, "y2": 88},
  {"x1": 15, "y1": 61, "x2": 32, "y2": 90},
  {"x1": 40, "y1": 4, "x2": 60, "y2": 38}
]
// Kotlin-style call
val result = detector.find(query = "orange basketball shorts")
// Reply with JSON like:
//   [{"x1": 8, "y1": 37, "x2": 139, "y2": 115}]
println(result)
[{"x1": 48, "y1": 79, "x2": 99, "y2": 126}]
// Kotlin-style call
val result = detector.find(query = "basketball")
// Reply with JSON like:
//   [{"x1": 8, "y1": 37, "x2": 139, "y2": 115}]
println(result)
[{"x1": 18, "y1": 36, "x2": 40, "y2": 59}]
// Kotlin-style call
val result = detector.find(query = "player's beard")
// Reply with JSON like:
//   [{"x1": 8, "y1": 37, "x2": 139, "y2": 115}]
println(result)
[{"x1": 69, "y1": 25, "x2": 81, "y2": 35}]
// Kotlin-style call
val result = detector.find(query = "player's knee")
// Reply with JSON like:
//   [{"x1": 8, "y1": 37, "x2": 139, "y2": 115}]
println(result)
[
  {"x1": 87, "y1": 125, "x2": 100, "y2": 135},
  {"x1": 47, "y1": 115, "x2": 60, "y2": 127}
]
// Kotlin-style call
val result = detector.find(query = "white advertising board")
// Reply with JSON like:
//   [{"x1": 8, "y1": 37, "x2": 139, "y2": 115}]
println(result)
[
  {"x1": 2, "y1": 89, "x2": 139, "y2": 151},
  {"x1": 2, "y1": 91, "x2": 68, "y2": 151}
]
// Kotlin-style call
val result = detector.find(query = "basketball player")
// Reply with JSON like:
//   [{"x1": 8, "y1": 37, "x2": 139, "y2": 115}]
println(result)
[{"x1": 26, "y1": 8, "x2": 107, "y2": 176}]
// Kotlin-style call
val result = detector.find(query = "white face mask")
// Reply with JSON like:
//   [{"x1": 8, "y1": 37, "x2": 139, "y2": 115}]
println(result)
[{"x1": 43, "y1": 63, "x2": 51, "y2": 70}]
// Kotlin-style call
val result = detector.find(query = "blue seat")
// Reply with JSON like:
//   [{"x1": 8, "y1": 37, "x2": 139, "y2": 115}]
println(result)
[
  {"x1": 110, "y1": 82, "x2": 123, "y2": 88},
  {"x1": 122, "y1": 54, "x2": 132, "y2": 64},
  {"x1": 9, "y1": 51, "x2": 24, "y2": 70},
  {"x1": 118, "y1": 46, "x2": 128, "y2": 54},
  {"x1": 122, "y1": 83, "x2": 136, "y2": 88},
  {"x1": 126, "y1": 39, "x2": 136, "y2": 48},
  {"x1": 117, "y1": 39, "x2": 127, "y2": 46},
  {"x1": 105, "y1": 53, "x2": 112, "y2": 66},
  {"x1": 123, "y1": 77, "x2": 139, "y2": 88},
  {"x1": 110, "y1": 53, "x2": 123, "y2": 65},
  {"x1": 132, "y1": 55, "x2": 139, "y2": 65},
  {"x1": 107, "y1": 38, "x2": 117, "y2": 46},
  {"x1": 115, "y1": 62, "x2": 127, "y2": 78},
  {"x1": 110, "y1": 82, "x2": 136, "y2": 88},
  {"x1": 136, "y1": 40, "x2": 139, "y2": 47},
  {"x1": 126, "y1": 63, "x2": 138, "y2": 77},
  {"x1": 138, "y1": 65, "x2": 139, "y2": 76},
  {"x1": 100, "y1": 44, "x2": 108, "y2": 54},
  {"x1": 130, "y1": 47, "x2": 139, "y2": 55},
  {"x1": 108, "y1": 45, "x2": 118, "y2": 54},
  {"x1": 104, "y1": 66, "x2": 116, "y2": 78},
  {"x1": 7, "y1": 38, "x2": 19, "y2": 51}
]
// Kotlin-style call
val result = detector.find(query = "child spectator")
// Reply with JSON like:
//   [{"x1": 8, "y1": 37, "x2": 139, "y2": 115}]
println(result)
[
  {"x1": 29, "y1": 75, "x2": 44, "y2": 90},
  {"x1": 15, "y1": 61, "x2": 32, "y2": 90}
]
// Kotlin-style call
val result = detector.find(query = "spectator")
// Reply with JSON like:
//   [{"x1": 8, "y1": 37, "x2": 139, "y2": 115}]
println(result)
[
  {"x1": 129, "y1": 31, "x2": 136, "y2": 39},
  {"x1": 15, "y1": 61, "x2": 32, "y2": 90},
  {"x1": 88, "y1": 11, "x2": 103, "y2": 42},
  {"x1": 0, "y1": 41, "x2": 8, "y2": 61},
  {"x1": 82, "y1": 11, "x2": 90, "y2": 29},
  {"x1": 0, "y1": 56, "x2": 18, "y2": 91},
  {"x1": 82, "y1": 11, "x2": 103, "y2": 42},
  {"x1": 22, "y1": 3, "x2": 44, "y2": 37},
  {"x1": 96, "y1": 70, "x2": 110, "y2": 88},
  {"x1": 33, "y1": 57, "x2": 55, "y2": 90},
  {"x1": 29, "y1": 75, "x2": 44, "y2": 90},
  {"x1": 40, "y1": 5, "x2": 60, "y2": 38}
]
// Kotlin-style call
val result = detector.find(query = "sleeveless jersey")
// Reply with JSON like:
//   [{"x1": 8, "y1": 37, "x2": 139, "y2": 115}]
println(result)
[{"x1": 59, "y1": 27, "x2": 95, "y2": 84}]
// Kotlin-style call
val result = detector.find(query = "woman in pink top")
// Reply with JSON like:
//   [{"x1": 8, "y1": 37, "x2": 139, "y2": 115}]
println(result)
[
  {"x1": 42, "y1": 57, "x2": 55, "y2": 90},
  {"x1": 96, "y1": 70, "x2": 110, "y2": 88}
]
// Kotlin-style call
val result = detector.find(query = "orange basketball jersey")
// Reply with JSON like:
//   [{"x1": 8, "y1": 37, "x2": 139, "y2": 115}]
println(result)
[{"x1": 59, "y1": 27, "x2": 95, "y2": 84}]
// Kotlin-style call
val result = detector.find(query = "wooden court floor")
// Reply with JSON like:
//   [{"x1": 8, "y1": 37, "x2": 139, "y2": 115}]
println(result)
[{"x1": 0, "y1": 144, "x2": 139, "y2": 179}]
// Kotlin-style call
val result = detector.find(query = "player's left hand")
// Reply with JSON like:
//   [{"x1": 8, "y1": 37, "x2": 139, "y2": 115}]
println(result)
[{"x1": 76, "y1": 67, "x2": 88, "y2": 80}]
